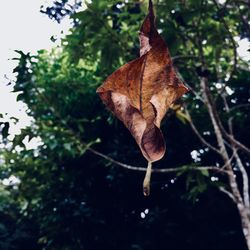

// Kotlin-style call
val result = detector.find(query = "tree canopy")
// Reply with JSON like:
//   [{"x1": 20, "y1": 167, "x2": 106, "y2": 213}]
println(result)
[{"x1": 0, "y1": 0, "x2": 250, "y2": 249}]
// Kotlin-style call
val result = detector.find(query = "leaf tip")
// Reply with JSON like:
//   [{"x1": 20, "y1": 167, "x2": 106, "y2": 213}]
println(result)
[{"x1": 143, "y1": 186, "x2": 150, "y2": 196}]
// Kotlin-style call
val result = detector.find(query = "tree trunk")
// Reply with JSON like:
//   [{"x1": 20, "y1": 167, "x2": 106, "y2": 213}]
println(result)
[{"x1": 200, "y1": 77, "x2": 250, "y2": 249}]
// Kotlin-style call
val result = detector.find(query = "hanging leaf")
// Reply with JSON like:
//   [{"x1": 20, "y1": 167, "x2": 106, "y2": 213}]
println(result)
[{"x1": 97, "y1": 0, "x2": 188, "y2": 162}]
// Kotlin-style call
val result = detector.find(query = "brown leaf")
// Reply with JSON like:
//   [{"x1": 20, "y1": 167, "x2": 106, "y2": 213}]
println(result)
[{"x1": 97, "y1": 0, "x2": 189, "y2": 162}]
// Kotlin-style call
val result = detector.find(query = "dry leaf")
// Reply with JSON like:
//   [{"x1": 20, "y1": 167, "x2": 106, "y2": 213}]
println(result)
[{"x1": 97, "y1": 0, "x2": 188, "y2": 163}]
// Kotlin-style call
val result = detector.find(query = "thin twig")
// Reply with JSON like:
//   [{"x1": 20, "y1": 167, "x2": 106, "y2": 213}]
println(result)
[
  {"x1": 172, "y1": 55, "x2": 198, "y2": 61},
  {"x1": 86, "y1": 146, "x2": 229, "y2": 174},
  {"x1": 219, "y1": 187, "x2": 237, "y2": 203},
  {"x1": 185, "y1": 108, "x2": 221, "y2": 154},
  {"x1": 230, "y1": 103, "x2": 250, "y2": 111},
  {"x1": 216, "y1": 152, "x2": 236, "y2": 174},
  {"x1": 222, "y1": 94, "x2": 233, "y2": 134}
]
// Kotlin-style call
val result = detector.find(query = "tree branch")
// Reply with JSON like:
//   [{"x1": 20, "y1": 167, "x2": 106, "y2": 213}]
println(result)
[
  {"x1": 222, "y1": 95, "x2": 250, "y2": 208},
  {"x1": 86, "y1": 146, "x2": 232, "y2": 174},
  {"x1": 172, "y1": 55, "x2": 199, "y2": 61},
  {"x1": 219, "y1": 187, "x2": 237, "y2": 203},
  {"x1": 33, "y1": 86, "x2": 226, "y2": 175},
  {"x1": 231, "y1": 103, "x2": 250, "y2": 111},
  {"x1": 213, "y1": 109, "x2": 250, "y2": 156},
  {"x1": 185, "y1": 108, "x2": 221, "y2": 154},
  {"x1": 195, "y1": 23, "x2": 250, "y2": 246},
  {"x1": 235, "y1": 151, "x2": 250, "y2": 208}
]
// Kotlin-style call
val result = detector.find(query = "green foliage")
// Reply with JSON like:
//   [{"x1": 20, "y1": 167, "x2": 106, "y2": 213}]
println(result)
[
  {"x1": 0, "y1": 0, "x2": 249, "y2": 249},
  {"x1": 0, "y1": 122, "x2": 9, "y2": 139}
]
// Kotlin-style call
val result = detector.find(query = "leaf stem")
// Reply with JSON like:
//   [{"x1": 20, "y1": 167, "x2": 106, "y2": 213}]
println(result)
[{"x1": 143, "y1": 161, "x2": 152, "y2": 196}]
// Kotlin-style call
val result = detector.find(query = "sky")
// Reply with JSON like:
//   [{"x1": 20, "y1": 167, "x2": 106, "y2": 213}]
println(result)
[
  {"x1": 0, "y1": 0, "x2": 73, "y2": 142},
  {"x1": 0, "y1": 0, "x2": 249, "y2": 145}
]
